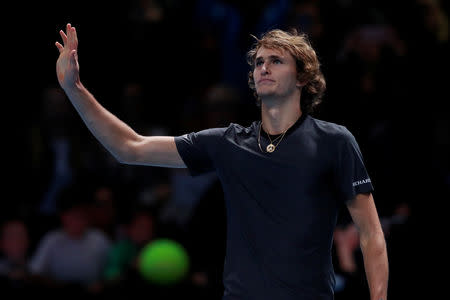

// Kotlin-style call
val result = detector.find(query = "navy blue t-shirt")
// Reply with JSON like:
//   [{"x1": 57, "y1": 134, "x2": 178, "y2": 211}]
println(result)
[{"x1": 174, "y1": 114, "x2": 373, "y2": 300}]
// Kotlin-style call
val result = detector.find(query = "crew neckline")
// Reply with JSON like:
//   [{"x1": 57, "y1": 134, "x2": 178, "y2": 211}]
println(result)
[{"x1": 260, "y1": 113, "x2": 308, "y2": 140}]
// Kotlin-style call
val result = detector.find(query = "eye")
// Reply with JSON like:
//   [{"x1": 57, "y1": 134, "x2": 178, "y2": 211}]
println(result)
[
  {"x1": 255, "y1": 60, "x2": 263, "y2": 67},
  {"x1": 273, "y1": 59, "x2": 282, "y2": 64}
]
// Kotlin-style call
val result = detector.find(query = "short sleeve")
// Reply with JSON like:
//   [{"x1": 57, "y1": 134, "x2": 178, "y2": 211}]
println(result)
[
  {"x1": 174, "y1": 127, "x2": 227, "y2": 176},
  {"x1": 28, "y1": 232, "x2": 58, "y2": 275},
  {"x1": 334, "y1": 128, "x2": 374, "y2": 203}
]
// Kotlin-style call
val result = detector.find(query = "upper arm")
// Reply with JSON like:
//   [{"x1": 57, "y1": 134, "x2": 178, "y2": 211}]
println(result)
[
  {"x1": 346, "y1": 193, "x2": 384, "y2": 243},
  {"x1": 29, "y1": 234, "x2": 55, "y2": 274},
  {"x1": 333, "y1": 128, "x2": 374, "y2": 203},
  {"x1": 125, "y1": 135, "x2": 186, "y2": 168}
]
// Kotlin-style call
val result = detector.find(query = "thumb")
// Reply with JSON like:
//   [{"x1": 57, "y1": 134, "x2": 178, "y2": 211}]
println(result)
[
  {"x1": 70, "y1": 50, "x2": 79, "y2": 68},
  {"x1": 71, "y1": 49, "x2": 78, "y2": 62}
]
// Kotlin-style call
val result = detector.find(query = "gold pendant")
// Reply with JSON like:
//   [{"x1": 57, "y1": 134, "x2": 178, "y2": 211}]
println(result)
[{"x1": 266, "y1": 144, "x2": 275, "y2": 153}]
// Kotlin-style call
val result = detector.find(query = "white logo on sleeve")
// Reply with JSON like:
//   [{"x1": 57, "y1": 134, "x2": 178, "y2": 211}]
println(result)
[{"x1": 352, "y1": 178, "x2": 371, "y2": 187}]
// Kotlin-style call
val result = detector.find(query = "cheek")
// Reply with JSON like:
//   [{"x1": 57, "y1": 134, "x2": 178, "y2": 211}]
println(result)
[
  {"x1": 252, "y1": 70, "x2": 259, "y2": 83},
  {"x1": 285, "y1": 72, "x2": 299, "y2": 88}
]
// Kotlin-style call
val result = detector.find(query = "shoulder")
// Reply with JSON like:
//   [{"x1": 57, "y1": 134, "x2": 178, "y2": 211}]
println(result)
[
  {"x1": 178, "y1": 122, "x2": 255, "y2": 141},
  {"x1": 226, "y1": 122, "x2": 257, "y2": 136},
  {"x1": 200, "y1": 126, "x2": 229, "y2": 137},
  {"x1": 307, "y1": 116, "x2": 355, "y2": 143},
  {"x1": 181, "y1": 126, "x2": 229, "y2": 141},
  {"x1": 33, "y1": 230, "x2": 66, "y2": 253},
  {"x1": 40, "y1": 229, "x2": 65, "y2": 243},
  {"x1": 0, "y1": 259, "x2": 12, "y2": 274},
  {"x1": 87, "y1": 229, "x2": 112, "y2": 245},
  {"x1": 193, "y1": 122, "x2": 256, "y2": 143}
]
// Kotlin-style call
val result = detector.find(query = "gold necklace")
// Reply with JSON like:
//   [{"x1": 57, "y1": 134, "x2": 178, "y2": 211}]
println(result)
[{"x1": 258, "y1": 122, "x2": 288, "y2": 153}]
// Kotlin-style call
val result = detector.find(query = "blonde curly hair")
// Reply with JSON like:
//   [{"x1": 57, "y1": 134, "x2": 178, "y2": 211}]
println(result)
[{"x1": 247, "y1": 29, "x2": 326, "y2": 113}]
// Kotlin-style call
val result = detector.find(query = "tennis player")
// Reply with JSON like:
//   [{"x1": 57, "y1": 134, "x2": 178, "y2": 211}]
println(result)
[{"x1": 55, "y1": 24, "x2": 388, "y2": 300}]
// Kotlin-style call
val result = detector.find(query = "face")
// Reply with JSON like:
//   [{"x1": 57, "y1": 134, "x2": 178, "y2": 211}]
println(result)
[
  {"x1": 0, "y1": 221, "x2": 29, "y2": 261},
  {"x1": 90, "y1": 187, "x2": 116, "y2": 227},
  {"x1": 253, "y1": 47, "x2": 301, "y2": 100},
  {"x1": 127, "y1": 214, "x2": 154, "y2": 246},
  {"x1": 61, "y1": 206, "x2": 89, "y2": 238}
]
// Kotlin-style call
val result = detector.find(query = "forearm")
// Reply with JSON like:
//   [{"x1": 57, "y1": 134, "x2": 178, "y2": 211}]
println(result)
[
  {"x1": 360, "y1": 231, "x2": 389, "y2": 300},
  {"x1": 63, "y1": 81, "x2": 141, "y2": 162}
]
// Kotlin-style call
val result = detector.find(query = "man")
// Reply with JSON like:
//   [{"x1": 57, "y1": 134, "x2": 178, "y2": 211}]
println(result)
[
  {"x1": 28, "y1": 185, "x2": 111, "y2": 295},
  {"x1": 55, "y1": 24, "x2": 388, "y2": 299}
]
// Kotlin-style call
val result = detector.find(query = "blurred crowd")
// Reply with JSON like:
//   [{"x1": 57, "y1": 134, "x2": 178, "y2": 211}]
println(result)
[{"x1": 3, "y1": 0, "x2": 449, "y2": 299}]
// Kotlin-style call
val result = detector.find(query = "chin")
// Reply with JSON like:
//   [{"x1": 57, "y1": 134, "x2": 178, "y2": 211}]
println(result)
[
  {"x1": 257, "y1": 91, "x2": 278, "y2": 100},
  {"x1": 256, "y1": 88, "x2": 276, "y2": 98}
]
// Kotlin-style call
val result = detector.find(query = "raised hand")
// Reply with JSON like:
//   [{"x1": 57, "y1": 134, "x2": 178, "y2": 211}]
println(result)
[{"x1": 55, "y1": 23, "x2": 80, "y2": 90}]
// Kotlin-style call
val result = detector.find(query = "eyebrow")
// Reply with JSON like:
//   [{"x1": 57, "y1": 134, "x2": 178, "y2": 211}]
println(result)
[{"x1": 255, "y1": 55, "x2": 284, "y2": 62}]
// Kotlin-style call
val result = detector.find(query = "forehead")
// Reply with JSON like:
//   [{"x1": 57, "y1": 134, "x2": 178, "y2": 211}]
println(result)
[
  {"x1": 2, "y1": 221, "x2": 26, "y2": 232},
  {"x1": 255, "y1": 46, "x2": 290, "y2": 59}
]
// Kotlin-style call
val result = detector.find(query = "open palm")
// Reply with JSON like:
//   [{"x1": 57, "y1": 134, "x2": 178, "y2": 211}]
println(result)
[{"x1": 55, "y1": 23, "x2": 80, "y2": 89}]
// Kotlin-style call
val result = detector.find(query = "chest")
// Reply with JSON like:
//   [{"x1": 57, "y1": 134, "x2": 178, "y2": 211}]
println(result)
[{"x1": 223, "y1": 133, "x2": 334, "y2": 188}]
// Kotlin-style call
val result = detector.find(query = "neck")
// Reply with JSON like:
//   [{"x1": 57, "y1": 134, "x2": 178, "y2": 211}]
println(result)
[{"x1": 261, "y1": 96, "x2": 302, "y2": 135}]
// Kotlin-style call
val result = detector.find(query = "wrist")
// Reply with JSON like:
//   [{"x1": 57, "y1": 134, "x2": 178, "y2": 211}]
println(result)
[{"x1": 63, "y1": 80, "x2": 84, "y2": 95}]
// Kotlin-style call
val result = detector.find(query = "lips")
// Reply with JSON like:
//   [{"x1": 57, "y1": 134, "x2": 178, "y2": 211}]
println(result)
[{"x1": 257, "y1": 79, "x2": 275, "y2": 84}]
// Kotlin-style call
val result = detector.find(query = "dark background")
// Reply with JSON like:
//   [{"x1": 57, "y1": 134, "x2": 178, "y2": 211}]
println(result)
[{"x1": 4, "y1": 0, "x2": 449, "y2": 298}]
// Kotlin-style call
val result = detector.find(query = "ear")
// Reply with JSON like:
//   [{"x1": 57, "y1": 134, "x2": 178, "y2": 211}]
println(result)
[
  {"x1": 296, "y1": 80, "x2": 306, "y2": 88},
  {"x1": 296, "y1": 73, "x2": 308, "y2": 87}
]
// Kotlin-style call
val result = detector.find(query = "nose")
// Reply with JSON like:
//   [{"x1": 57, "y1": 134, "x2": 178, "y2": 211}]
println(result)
[{"x1": 261, "y1": 63, "x2": 270, "y2": 75}]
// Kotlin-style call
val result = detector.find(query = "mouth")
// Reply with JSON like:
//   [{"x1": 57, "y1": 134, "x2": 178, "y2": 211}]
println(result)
[{"x1": 257, "y1": 79, "x2": 275, "y2": 84}]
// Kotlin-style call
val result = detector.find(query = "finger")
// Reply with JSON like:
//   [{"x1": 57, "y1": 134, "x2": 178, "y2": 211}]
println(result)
[
  {"x1": 68, "y1": 25, "x2": 78, "y2": 50},
  {"x1": 66, "y1": 23, "x2": 72, "y2": 45},
  {"x1": 55, "y1": 41, "x2": 64, "y2": 53},
  {"x1": 71, "y1": 26, "x2": 78, "y2": 44},
  {"x1": 66, "y1": 23, "x2": 72, "y2": 43},
  {"x1": 59, "y1": 30, "x2": 68, "y2": 46},
  {"x1": 71, "y1": 26, "x2": 78, "y2": 41}
]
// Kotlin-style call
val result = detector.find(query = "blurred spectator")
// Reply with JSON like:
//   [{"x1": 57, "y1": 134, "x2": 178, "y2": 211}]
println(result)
[
  {"x1": 333, "y1": 222, "x2": 368, "y2": 299},
  {"x1": 117, "y1": 82, "x2": 147, "y2": 132},
  {"x1": 201, "y1": 83, "x2": 244, "y2": 127},
  {"x1": 193, "y1": 0, "x2": 246, "y2": 88},
  {"x1": 28, "y1": 185, "x2": 111, "y2": 296},
  {"x1": 34, "y1": 86, "x2": 78, "y2": 217},
  {"x1": 89, "y1": 185, "x2": 118, "y2": 240},
  {"x1": 0, "y1": 218, "x2": 33, "y2": 294},
  {"x1": 290, "y1": 0, "x2": 323, "y2": 39},
  {"x1": 160, "y1": 169, "x2": 217, "y2": 228},
  {"x1": 327, "y1": 21, "x2": 410, "y2": 216},
  {"x1": 160, "y1": 82, "x2": 242, "y2": 228},
  {"x1": 102, "y1": 206, "x2": 156, "y2": 292},
  {"x1": 333, "y1": 201, "x2": 413, "y2": 299},
  {"x1": 380, "y1": 202, "x2": 411, "y2": 237},
  {"x1": 155, "y1": 83, "x2": 240, "y2": 298},
  {"x1": 383, "y1": 201, "x2": 419, "y2": 299},
  {"x1": 415, "y1": 0, "x2": 448, "y2": 43},
  {"x1": 102, "y1": 205, "x2": 197, "y2": 299},
  {"x1": 128, "y1": 0, "x2": 166, "y2": 24},
  {"x1": 335, "y1": 23, "x2": 407, "y2": 124},
  {"x1": 185, "y1": 179, "x2": 227, "y2": 300}
]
